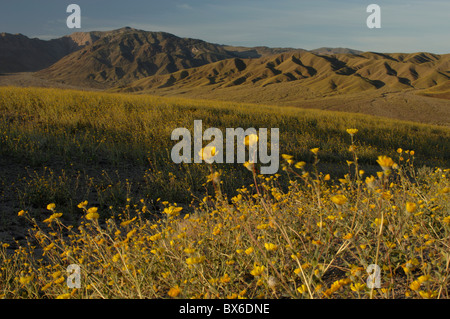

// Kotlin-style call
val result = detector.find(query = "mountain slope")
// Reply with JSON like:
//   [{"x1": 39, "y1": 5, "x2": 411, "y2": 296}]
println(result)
[
  {"x1": 34, "y1": 28, "x2": 368, "y2": 88},
  {"x1": 310, "y1": 47, "x2": 363, "y2": 55},
  {"x1": 220, "y1": 45, "x2": 304, "y2": 58},
  {"x1": 3, "y1": 27, "x2": 371, "y2": 89},
  {"x1": 0, "y1": 31, "x2": 102, "y2": 73},
  {"x1": 116, "y1": 50, "x2": 450, "y2": 125},
  {"x1": 121, "y1": 51, "x2": 450, "y2": 96},
  {"x1": 36, "y1": 28, "x2": 246, "y2": 88}
]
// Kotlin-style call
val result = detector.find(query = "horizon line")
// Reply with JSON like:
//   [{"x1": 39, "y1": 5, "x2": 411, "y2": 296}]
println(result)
[{"x1": 1, "y1": 27, "x2": 448, "y2": 55}]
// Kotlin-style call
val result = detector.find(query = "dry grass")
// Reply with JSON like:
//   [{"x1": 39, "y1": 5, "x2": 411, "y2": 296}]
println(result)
[
  {"x1": 0, "y1": 86, "x2": 449, "y2": 299},
  {"x1": 1, "y1": 141, "x2": 449, "y2": 299}
]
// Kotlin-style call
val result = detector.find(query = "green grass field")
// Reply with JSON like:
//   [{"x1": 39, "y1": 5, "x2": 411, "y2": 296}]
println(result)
[{"x1": 0, "y1": 86, "x2": 449, "y2": 299}]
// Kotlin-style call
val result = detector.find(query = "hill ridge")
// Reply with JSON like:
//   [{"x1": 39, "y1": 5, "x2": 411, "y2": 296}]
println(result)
[{"x1": 121, "y1": 50, "x2": 450, "y2": 96}]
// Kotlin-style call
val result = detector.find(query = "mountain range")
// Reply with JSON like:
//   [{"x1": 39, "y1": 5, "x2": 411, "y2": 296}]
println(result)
[
  {"x1": 1, "y1": 27, "x2": 449, "y2": 125},
  {"x1": 1, "y1": 27, "x2": 296, "y2": 83}
]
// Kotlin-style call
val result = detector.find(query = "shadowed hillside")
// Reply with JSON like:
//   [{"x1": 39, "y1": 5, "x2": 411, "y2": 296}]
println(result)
[
  {"x1": 36, "y1": 28, "x2": 242, "y2": 88},
  {"x1": 31, "y1": 28, "x2": 374, "y2": 89},
  {"x1": 123, "y1": 51, "x2": 450, "y2": 95},
  {"x1": 0, "y1": 31, "x2": 102, "y2": 73}
]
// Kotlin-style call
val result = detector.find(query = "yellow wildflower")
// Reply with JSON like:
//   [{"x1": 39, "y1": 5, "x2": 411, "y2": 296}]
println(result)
[
  {"x1": 86, "y1": 207, "x2": 99, "y2": 220},
  {"x1": 186, "y1": 256, "x2": 206, "y2": 265},
  {"x1": 376, "y1": 156, "x2": 395, "y2": 172},
  {"x1": 207, "y1": 171, "x2": 221, "y2": 183},
  {"x1": 168, "y1": 285, "x2": 182, "y2": 298},
  {"x1": 419, "y1": 290, "x2": 436, "y2": 299},
  {"x1": 281, "y1": 154, "x2": 293, "y2": 161},
  {"x1": 51, "y1": 271, "x2": 62, "y2": 279},
  {"x1": 443, "y1": 216, "x2": 450, "y2": 224},
  {"x1": 164, "y1": 206, "x2": 183, "y2": 217},
  {"x1": 343, "y1": 233, "x2": 353, "y2": 240},
  {"x1": 198, "y1": 146, "x2": 217, "y2": 162},
  {"x1": 385, "y1": 241, "x2": 396, "y2": 249},
  {"x1": 112, "y1": 253, "x2": 121, "y2": 263},
  {"x1": 417, "y1": 275, "x2": 430, "y2": 284},
  {"x1": 406, "y1": 202, "x2": 417, "y2": 214},
  {"x1": 297, "y1": 285, "x2": 307, "y2": 294},
  {"x1": 220, "y1": 274, "x2": 231, "y2": 284},
  {"x1": 243, "y1": 161, "x2": 254, "y2": 171},
  {"x1": 41, "y1": 282, "x2": 52, "y2": 292},
  {"x1": 264, "y1": 243, "x2": 278, "y2": 251},
  {"x1": 245, "y1": 247, "x2": 254, "y2": 255},
  {"x1": 324, "y1": 278, "x2": 351, "y2": 297},
  {"x1": 331, "y1": 195, "x2": 348, "y2": 206},
  {"x1": 161, "y1": 272, "x2": 170, "y2": 279},
  {"x1": 365, "y1": 176, "x2": 376, "y2": 188},
  {"x1": 250, "y1": 265, "x2": 265, "y2": 277},
  {"x1": 244, "y1": 134, "x2": 258, "y2": 146},
  {"x1": 43, "y1": 212, "x2": 63, "y2": 224},
  {"x1": 120, "y1": 216, "x2": 137, "y2": 227},
  {"x1": 126, "y1": 229, "x2": 137, "y2": 239},
  {"x1": 409, "y1": 280, "x2": 421, "y2": 291},
  {"x1": 346, "y1": 128, "x2": 358, "y2": 136},
  {"x1": 295, "y1": 161, "x2": 306, "y2": 169},
  {"x1": 212, "y1": 223, "x2": 222, "y2": 235},
  {"x1": 149, "y1": 233, "x2": 162, "y2": 241},
  {"x1": 43, "y1": 243, "x2": 55, "y2": 252},
  {"x1": 350, "y1": 283, "x2": 366, "y2": 292},
  {"x1": 46, "y1": 203, "x2": 56, "y2": 211},
  {"x1": 77, "y1": 200, "x2": 88, "y2": 209},
  {"x1": 19, "y1": 274, "x2": 34, "y2": 285}
]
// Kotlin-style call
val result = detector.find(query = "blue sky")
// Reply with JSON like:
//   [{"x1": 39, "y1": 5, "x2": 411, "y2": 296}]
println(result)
[{"x1": 1, "y1": 0, "x2": 449, "y2": 53}]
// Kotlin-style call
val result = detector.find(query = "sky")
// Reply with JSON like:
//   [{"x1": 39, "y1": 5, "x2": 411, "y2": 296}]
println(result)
[{"x1": 1, "y1": 0, "x2": 449, "y2": 53}]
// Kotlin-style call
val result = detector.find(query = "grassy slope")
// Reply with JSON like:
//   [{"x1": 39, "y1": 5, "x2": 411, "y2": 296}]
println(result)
[
  {"x1": 0, "y1": 86, "x2": 448, "y2": 210},
  {"x1": 0, "y1": 86, "x2": 449, "y2": 299}
]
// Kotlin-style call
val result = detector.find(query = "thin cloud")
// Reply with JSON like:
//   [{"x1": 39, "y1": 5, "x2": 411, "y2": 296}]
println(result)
[{"x1": 176, "y1": 4, "x2": 193, "y2": 10}]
